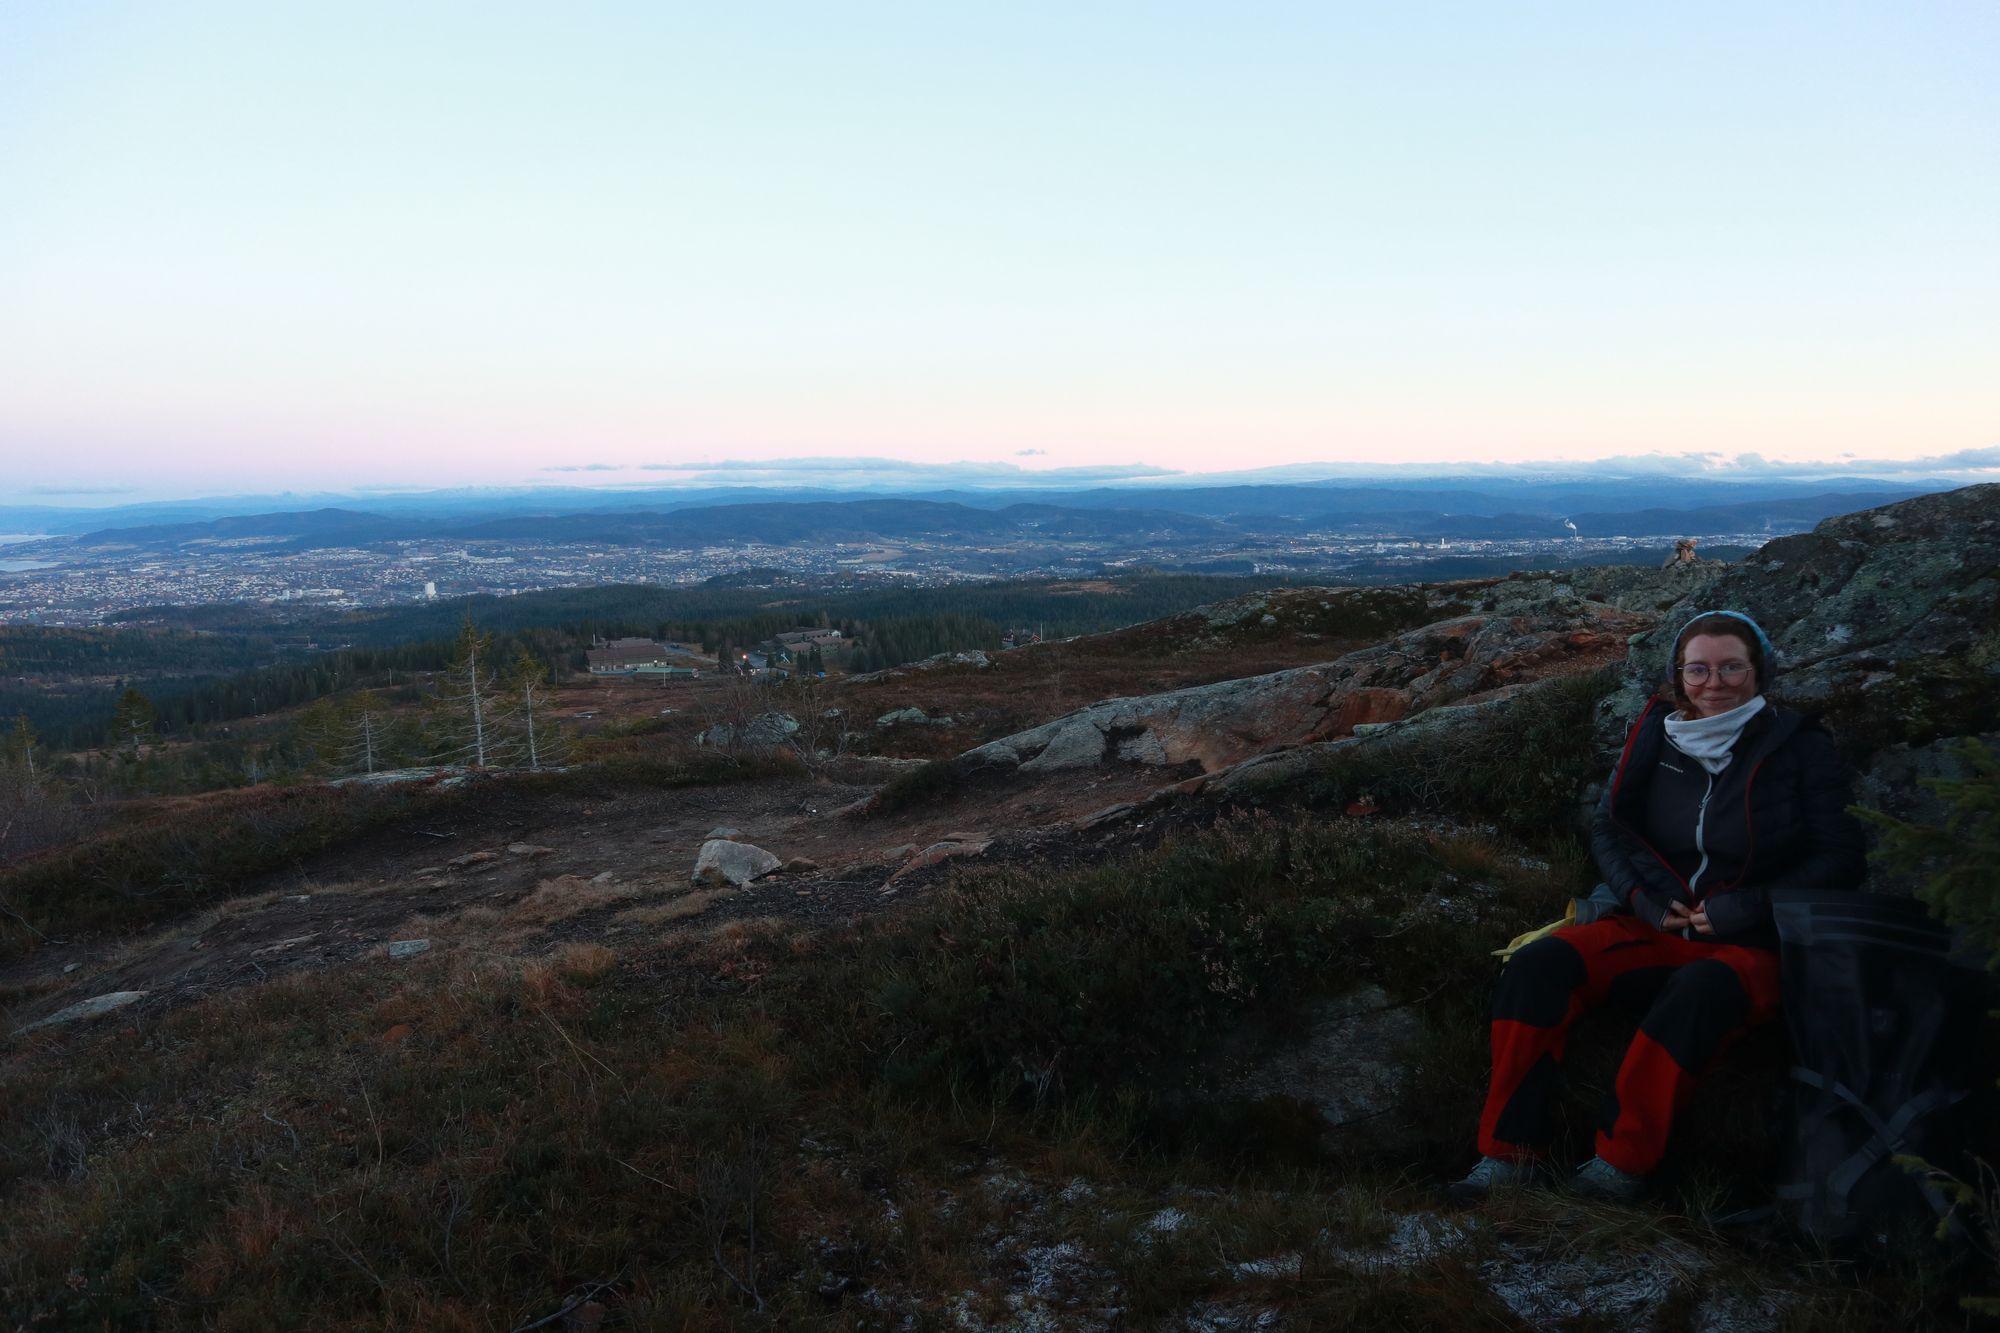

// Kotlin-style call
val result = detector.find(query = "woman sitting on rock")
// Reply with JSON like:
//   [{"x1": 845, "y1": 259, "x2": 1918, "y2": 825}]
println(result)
[{"x1": 1453, "y1": 610, "x2": 1865, "y2": 1202}]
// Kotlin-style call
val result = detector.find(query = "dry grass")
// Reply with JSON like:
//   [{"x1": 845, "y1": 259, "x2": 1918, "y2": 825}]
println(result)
[
  {"x1": 612, "y1": 888, "x2": 735, "y2": 929},
  {"x1": 502, "y1": 874, "x2": 649, "y2": 928}
]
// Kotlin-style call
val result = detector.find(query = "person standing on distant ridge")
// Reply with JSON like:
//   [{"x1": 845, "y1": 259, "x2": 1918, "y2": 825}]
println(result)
[{"x1": 1451, "y1": 610, "x2": 1865, "y2": 1202}]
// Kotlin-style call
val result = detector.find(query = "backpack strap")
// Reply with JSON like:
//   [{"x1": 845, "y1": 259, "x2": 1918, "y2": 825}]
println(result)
[
  {"x1": 1825, "y1": 1087, "x2": 1967, "y2": 1210},
  {"x1": 1779, "y1": 1068, "x2": 1967, "y2": 1219}
]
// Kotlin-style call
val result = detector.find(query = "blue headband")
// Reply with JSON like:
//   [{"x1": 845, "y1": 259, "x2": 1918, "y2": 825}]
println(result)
[{"x1": 1674, "y1": 610, "x2": 1777, "y2": 666}]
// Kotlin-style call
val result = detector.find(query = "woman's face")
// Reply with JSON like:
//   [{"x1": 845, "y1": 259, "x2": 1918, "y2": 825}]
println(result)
[{"x1": 1679, "y1": 632, "x2": 1759, "y2": 718}]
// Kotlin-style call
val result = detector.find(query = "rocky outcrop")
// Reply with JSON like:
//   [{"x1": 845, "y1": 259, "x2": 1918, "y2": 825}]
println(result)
[
  {"x1": 695, "y1": 712, "x2": 801, "y2": 748},
  {"x1": 875, "y1": 707, "x2": 955, "y2": 729},
  {"x1": 1579, "y1": 484, "x2": 2000, "y2": 844},
  {"x1": 1099, "y1": 584, "x2": 1462, "y2": 653},
  {"x1": 882, "y1": 837, "x2": 992, "y2": 891},
  {"x1": 1606, "y1": 484, "x2": 2000, "y2": 744},
  {"x1": 959, "y1": 596, "x2": 1648, "y2": 775},
  {"x1": 845, "y1": 649, "x2": 992, "y2": 684}
]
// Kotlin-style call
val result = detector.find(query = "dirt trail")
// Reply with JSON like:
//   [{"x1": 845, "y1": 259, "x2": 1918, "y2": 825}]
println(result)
[{"x1": 5, "y1": 759, "x2": 1184, "y2": 1033}]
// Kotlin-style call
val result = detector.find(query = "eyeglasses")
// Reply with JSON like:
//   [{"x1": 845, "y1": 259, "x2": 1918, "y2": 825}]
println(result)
[{"x1": 1679, "y1": 662, "x2": 1753, "y2": 685}]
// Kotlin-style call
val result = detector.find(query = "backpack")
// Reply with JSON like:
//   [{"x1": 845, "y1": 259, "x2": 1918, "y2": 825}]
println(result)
[{"x1": 1770, "y1": 887, "x2": 1983, "y2": 1246}]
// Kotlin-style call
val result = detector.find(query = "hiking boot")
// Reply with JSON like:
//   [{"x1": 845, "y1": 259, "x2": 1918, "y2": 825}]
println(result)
[
  {"x1": 1448, "y1": 1155, "x2": 1551, "y2": 1200},
  {"x1": 1570, "y1": 1156, "x2": 1648, "y2": 1203}
]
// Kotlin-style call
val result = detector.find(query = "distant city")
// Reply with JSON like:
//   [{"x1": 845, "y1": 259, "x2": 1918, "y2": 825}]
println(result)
[
  {"x1": 0, "y1": 531, "x2": 1756, "y2": 626},
  {"x1": 0, "y1": 477, "x2": 1943, "y2": 625}
]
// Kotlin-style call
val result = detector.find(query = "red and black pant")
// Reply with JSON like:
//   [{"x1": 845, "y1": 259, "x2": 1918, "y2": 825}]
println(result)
[{"x1": 1477, "y1": 915, "x2": 1783, "y2": 1175}]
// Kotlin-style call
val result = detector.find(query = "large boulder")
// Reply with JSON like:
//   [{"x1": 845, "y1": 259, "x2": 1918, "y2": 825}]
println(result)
[
  {"x1": 691, "y1": 838, "x2": 782, "y2": 887},
  {"x1": 1220, "y1": 986, "x2": 1422, "y2": 1135}
]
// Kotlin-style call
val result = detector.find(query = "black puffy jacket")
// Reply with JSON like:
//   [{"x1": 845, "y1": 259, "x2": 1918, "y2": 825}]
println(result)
[{"x1": 1590, "y1": 698, "x2": 1866, "y2": 943}]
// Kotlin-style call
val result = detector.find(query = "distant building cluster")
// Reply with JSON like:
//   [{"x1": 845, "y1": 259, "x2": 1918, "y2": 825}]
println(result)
[
  {"x1": 773, "y1": 628, "x2": 843, "y2": 651},
  {"x1": 584, "y1": 636, "x2": 701, "y2": 678}
]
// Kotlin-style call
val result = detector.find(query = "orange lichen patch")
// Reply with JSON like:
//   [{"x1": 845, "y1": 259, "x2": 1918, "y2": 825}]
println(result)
[{"x1": 1332, "y1": 687, "x2": 1410, "y2": 733}]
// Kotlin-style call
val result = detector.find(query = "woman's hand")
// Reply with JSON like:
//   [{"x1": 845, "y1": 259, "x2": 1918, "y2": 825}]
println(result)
[{"x1": 1659, "y1": 902, "x2": 1717, "y2": 936}]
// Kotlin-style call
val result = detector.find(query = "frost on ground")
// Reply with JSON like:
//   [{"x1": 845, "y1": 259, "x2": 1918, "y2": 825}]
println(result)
[
  {"x1": 947, "y1": 1237, "x2": 1123, "y2": 1333},
  {"x1": 1325, "y1": 1210, "x2": 1472, "y2": 1270}
]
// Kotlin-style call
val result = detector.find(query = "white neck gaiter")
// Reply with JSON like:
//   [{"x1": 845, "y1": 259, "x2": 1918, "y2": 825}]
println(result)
[{"x1": 1663, "y1": 695, "x2": 1767, "y2": 775}]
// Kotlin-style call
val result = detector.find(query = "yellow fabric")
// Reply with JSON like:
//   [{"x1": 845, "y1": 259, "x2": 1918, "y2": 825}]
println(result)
[{"x1": 1492, "y1": 898, "x2": 1578, "y2": 963}]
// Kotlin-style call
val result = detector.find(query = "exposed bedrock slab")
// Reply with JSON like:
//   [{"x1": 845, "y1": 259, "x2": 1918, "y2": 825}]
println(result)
[
  {"x1": 967, "y1": 600, "x2": 1649, "y2": 775},
  {"x1": 18, "y1": 990, "x2": 148, "y2": 1033}
]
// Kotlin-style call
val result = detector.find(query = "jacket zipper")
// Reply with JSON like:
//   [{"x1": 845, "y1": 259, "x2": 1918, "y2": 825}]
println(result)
[{"x1": 1689, "y1": 770, "x2": 1716, "y2": 896}]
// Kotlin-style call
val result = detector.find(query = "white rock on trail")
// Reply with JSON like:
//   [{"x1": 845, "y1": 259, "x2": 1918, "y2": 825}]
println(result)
[
  {"x1": 387, "y1": 939, "x2": 432, "y2": 959},
  {"x1": 691, "y1": 839, "x2": 782, "y2": 887},
  {"x1": 19, "y1": 990, "x2": 147, "y2": 1033}
]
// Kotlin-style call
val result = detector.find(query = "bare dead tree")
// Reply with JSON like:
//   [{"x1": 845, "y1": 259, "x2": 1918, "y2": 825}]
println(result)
[{"x1": 432, "y1": 621, "x2": 508, "y2": 768}]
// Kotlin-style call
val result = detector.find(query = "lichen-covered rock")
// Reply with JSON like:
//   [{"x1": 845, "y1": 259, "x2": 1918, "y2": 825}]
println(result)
[{"x1": 691, "y1": 838, "x2": 782, "y2": 886}]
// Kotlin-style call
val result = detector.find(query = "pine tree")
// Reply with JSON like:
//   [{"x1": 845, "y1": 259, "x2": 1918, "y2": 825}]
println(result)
[
  {"x1": 294, "y1": 698, "x2": 347, "y2": 775},
  {"x1": 110, "y1": 687, "x2": 155, "y2": 757},
  {"x1": 3, "y1": 714, "x2": 37, "y2": 776},
  {"x1": 1857, "y1": 738, "x2": 2000, "y2": 962}
]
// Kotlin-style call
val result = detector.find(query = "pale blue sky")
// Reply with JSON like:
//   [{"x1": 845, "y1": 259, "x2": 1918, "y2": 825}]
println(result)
[{"x1": 2, "y1": 2, "x2": 1995, "y2": 500}]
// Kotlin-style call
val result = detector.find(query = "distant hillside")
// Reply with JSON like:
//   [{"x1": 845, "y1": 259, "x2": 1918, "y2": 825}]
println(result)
[
  {"x1": 447, "y1": 499, "x2": 1023, "y2": 544},
  {"x1": 75, "y1": 507, "x2": 421, "y2": 548},
  {"x1": 45, "y1": 487, "x2": 1932, "y2": 550}
]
